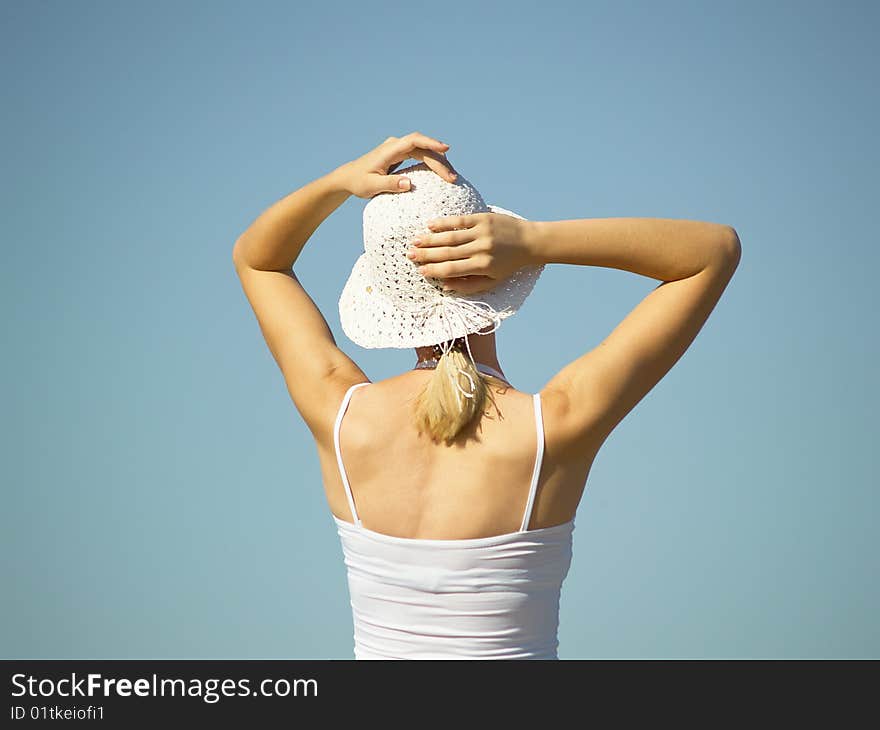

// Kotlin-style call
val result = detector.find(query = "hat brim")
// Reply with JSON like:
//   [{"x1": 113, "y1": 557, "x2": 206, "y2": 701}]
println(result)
[{"x1": 339, "y1": 204, "x2": 544, "y2": 349}]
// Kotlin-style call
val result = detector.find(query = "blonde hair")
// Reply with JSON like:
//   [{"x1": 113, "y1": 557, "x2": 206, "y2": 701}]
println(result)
[{"x1": 412, "y1": 339, "x2": 508, "y2": 444}]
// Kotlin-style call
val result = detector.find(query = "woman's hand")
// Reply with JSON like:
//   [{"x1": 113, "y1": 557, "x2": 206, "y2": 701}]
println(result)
[
  {"x1": 334, "y1": 132, "x2": 458, "y2": 199},
  {"x1": 406, "y1": 212, "x2": 538, "y2": 295}
]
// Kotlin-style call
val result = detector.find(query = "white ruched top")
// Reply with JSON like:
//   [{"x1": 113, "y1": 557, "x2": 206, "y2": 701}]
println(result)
[{"x1": 332, "y1": 378, "x2": 575, "y2": 660}]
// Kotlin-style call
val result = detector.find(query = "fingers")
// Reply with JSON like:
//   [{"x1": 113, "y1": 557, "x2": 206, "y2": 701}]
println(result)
[
  {"x1": 411, "y1": 226, "x2": 476, "y2": 251},
  {"x1": 369, "y1": 133, "x2": 454, "y2": 196},
  {"x1": 409, "y1": 243, "x2": 480, "y2": 267},
  {"x1": 409, "y1": 148, "x2": 457, "y2": 183},
  {"x1": 380, "y1": 149, "x2": 456, "y2": 190},
  {"x1": 417, "y1": 256, "x2": 489, "y2": 280},
  {"x1": 391, "y1": 131, "x2": 450, "y2": 154},
  {"x1": 374, "y1": 173, "x2": 416, "y2": 193},
  {"x1": 387, "y1": 132, "x2": 457, "y2": 183},
  {"x1": 426, "y1": 214, "x2": 482, "y2": 232}
]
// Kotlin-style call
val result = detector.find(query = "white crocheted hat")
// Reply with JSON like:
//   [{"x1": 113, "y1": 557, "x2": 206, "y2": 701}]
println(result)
[{"x1": 339, "y1": 162, "x2": 544, "y2": 350}]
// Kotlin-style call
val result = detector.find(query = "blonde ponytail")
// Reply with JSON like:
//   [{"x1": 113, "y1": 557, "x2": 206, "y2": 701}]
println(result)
[{"x1": 412, "y1": 340, "x2": 507, "y2": 444}]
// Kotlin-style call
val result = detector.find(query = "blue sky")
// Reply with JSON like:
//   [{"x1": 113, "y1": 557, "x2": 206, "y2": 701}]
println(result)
[{"x1": 2, "y1": 0, "x2": 876, "y2": 658}]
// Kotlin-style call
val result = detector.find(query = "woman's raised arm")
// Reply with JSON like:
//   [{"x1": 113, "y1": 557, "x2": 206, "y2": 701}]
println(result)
[
  {"x1": 531, "y1": 217, "x2": 742, "y2": 457},
  {"x1": 413, "y1": 213, "x2": 741, "y2": 456}
]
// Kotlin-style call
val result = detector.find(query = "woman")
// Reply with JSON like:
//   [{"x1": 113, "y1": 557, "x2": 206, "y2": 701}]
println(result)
[{"x1": 232, "y1": 132, "x2": 741, "y2": 659}]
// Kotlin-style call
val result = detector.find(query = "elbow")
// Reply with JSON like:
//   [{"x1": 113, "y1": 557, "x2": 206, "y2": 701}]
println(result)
[
  {"x1": 718, "y1": 225, "x2": 742, "y2": 269},
  {"x1": 232, "y1": 237, "x2": 248, "y2": 269}
]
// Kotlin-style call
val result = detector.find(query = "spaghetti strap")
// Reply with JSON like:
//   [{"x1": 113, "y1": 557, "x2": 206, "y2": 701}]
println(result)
[
  {"x1": 519, "y1": 392, "x2": 546, "y2": 532},
  {"x1": 333, "y1": 382, "x2": 371, "y2": 527}
]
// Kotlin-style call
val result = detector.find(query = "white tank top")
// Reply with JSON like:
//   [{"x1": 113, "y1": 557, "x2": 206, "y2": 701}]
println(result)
[{"x1": 332, "y1": 379, "x2": 575, "y2": 660}]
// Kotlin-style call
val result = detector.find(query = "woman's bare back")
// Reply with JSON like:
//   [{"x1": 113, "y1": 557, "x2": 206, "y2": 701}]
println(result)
[{"x1": 318, "y1": 371, "x2": 599, "y2": 540}]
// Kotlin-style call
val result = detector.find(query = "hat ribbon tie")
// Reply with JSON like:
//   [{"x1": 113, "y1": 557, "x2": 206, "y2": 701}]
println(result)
[{"x1": 396, "y1": 296, "x2": 512, "y2": 400}]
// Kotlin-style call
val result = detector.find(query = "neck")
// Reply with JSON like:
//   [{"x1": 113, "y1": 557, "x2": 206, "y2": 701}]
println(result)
[
  {"x1": 413, "y1": 330, "x2": 507, "y2": 382},
  {"x1": 414, "y1": 359, "x2": 509, "y2": 384}
]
